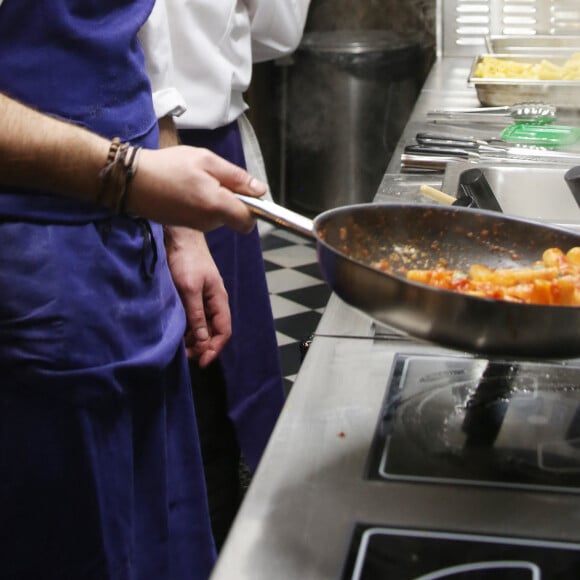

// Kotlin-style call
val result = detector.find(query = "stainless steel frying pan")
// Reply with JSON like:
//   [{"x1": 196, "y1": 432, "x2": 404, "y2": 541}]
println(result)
[{"x1": 240, "y1": 196, "x2": 580, "y2": 358}]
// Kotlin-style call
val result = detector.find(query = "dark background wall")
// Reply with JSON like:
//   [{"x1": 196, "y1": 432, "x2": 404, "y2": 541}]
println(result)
[
  {"x1": 247, "y1": 0, "x2": 437, "y2": 204},
  {"x1": 304, "y1": 0, "x2": 436, "y2": 42}
]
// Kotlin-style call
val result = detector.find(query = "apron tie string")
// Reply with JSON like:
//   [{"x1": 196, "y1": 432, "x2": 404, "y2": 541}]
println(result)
[
  {"x1": 96, "y1": 217, "x2": 158, "y2": 280},
  {"x1": 134, "y1": 217, "x2": 158, "y2": 280},
  {"x1": 97, "y1": 218, "x2": 113, "y2": 243}
]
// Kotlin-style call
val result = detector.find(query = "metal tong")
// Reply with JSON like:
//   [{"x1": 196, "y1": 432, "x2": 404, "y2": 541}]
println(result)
[
  {"x1": 427, "y1": 102, "x2": 557, "y2": 123},
  {"x1": 401, "y1": 132, "x2": 580, "y2": 171}
]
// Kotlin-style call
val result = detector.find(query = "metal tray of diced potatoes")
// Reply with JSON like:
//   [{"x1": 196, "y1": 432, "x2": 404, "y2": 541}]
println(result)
[
  {"x1": 468, "y1": 53, "x2": 580, "y2": 109},
  {"x1": 485, "y1": 35, "x2": 580, "y2": 55}
]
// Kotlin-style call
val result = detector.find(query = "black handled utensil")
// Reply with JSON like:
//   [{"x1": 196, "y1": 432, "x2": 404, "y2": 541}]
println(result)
[
  {"x1": 414, "y1": 132, "x2": 580, "y2": 163},
  {"x1": 457, "y1": 168, "x2": 503, "y2": 212},
  {"x1": 404, "y1": 144, "x2": 473, "y2": 159},
  {"x1": 462, "y1": 362, "x2": 519, "y2": 449},
  {"x1": 565, "y1": 165, "x2": 580, "y2": 208},
  {"x1": 416, "y1": 132, "x2": 493, "y2": 148}
]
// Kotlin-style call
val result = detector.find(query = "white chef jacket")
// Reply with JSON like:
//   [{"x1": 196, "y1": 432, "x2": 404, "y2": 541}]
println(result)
[
  {"x1": 139, "y1": 0, "x2": 187, "y2": 119},
  {"x1": 150, "y1": 0, "x2": 311, "y2": 129}
]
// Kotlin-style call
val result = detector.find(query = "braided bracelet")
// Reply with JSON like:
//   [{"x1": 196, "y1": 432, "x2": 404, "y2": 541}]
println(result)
[
  {"x1": 115, "y1": 144, "x2": 142, "y2": 214},
  {"x1": 98, "y1": 138, "x2": 142, "y2": 214},
  {"x1": 97, "y1": 137, "x2": 121, "y2": 208}
]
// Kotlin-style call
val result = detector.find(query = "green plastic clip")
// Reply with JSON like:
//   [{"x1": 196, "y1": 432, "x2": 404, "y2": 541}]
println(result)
[{"x1": 501, "y1": 123, "x2": 580, "y2": 147}]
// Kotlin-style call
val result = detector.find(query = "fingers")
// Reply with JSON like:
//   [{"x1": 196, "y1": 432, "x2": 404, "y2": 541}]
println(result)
[
  {"x1": 203, "y1": 150, "x2": 268, "y2": 199},
  {"x1": 183, "y1": 312, "x2": 211, "y2": 360},
  {"x1": 189, "y1": 321, "x2": 231, "y2": 368},
  {"x1": 132, "y1": 146, "x2": 267, "y2": 233},
  {"x1": 200, "y1": 150, "x2": 268, "y2": 234},
  {"x1": 215, "y1": 186, "x2": 257, "y2": 234},
  {"x1": 183, "y1": 276, "x2": 232, "y2": 366},
  {"x1": 183, "y1": 297, "x2": 219, "y2": 362},
  {"x1": 198, "y1": 346, "x2": 218, "y2": 368},
  {"x1": 197, "y1": 301, "x2": 231, "y2": 367}
]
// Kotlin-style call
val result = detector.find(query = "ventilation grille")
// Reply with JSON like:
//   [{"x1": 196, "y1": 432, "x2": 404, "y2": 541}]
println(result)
[{"x1": 439, "y1": 0, "x2": 580, "y2": 56}]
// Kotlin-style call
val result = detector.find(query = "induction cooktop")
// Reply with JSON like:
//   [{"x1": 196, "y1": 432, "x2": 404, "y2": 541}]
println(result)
[
  {"x1": 342, "y1": 525, "x2": 580, "y2": 579},
  {"x1": 366, "y1": 355, "x2": 580, "y2": 493}
]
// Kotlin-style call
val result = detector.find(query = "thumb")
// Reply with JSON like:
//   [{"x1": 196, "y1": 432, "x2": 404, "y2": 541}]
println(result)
[{"x1": 206, "y1": 153, "x2": 268, "y2": 199}]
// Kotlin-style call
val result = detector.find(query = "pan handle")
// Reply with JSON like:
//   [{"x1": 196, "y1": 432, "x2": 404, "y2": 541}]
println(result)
[
  {"x1": 419, "y1": 184, "x2": 455, "y2": 205},
  {"x1": 458, "y1": 168, "x2": 502, "y2": 212},
  {"x1": 236, "y1": 194, "x2": 315, "y2": 239},
  {"x1": 565, "y1": 165, "x2": 580, "y2": 209}
]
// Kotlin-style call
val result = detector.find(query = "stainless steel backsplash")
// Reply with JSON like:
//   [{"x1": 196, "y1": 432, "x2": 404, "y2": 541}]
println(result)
[{"x1": 305, "y1": 0, "x2": 436, "y2": 49}]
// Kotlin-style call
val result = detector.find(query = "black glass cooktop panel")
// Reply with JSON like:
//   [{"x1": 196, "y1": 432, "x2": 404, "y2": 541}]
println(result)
[
  {"x1": 341, "y1": 525, "x2": 580, "y2": 580},
  {"x1": 367, "y1": 355, "x2": 580, "y2": 492}
]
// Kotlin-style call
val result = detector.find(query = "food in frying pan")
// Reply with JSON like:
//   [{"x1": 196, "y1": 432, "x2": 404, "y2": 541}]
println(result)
[
  {"x1": 373, "y1": 247, "x2": 580, "y2": 306},
  {"x1": 474, "y1": 53, "x2": 580, "y2": 80}
]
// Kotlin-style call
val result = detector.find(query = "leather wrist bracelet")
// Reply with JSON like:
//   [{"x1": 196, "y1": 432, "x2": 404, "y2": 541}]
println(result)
[{"x1": 98, "y1": 138, "x2": 142, "y2": 214}]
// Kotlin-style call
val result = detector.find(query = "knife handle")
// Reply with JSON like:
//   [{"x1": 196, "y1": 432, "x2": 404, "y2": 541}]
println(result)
[
  {"x1": 400, "y1": 153, "x2": 451, "y2": 172},
  {"x1": 404, "y1": 144, "x2": 472, "y2": 159},
  {"x1": 416, "y1": 132, "x2": 481, "y2": 149}
]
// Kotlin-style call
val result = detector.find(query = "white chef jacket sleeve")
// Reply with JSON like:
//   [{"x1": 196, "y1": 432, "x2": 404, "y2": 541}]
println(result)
[
  {"x1": 139, "y1": 0, "x2": 187, "y2": 119},
  {"x1": 246, "y1": 0, "x2": 311, "y2": 63}
]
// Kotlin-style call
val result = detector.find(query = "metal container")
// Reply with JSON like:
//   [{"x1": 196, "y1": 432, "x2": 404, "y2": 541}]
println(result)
[
  {"x1": 442, "y1": 160, "x2": 580, "y2": 227},
  {"x1": 468, "y1": 53, "x2": 580, "y2": 109},
  {"x1": 285, "y1": 30, "x2": 422, "y2": 216},
  {"x1": 485, "y1": 35, "x2": 580, "y2": 55}
]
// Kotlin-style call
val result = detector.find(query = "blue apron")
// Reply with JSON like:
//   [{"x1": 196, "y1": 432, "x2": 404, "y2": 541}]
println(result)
[
  {"x1": 179, "y1": 124, "x2": 284, "y2": 472},
  {"x1": 0, "y1": 2, "x2": 216, "y2": 578}
]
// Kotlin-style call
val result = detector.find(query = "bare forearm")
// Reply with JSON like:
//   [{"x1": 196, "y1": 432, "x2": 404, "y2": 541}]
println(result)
[
  {"x1": 158, "y1": 115, "x2": 179, "y2": 149},
  {"x1": 0, "y1": 93, "x2": 265, "y2": 233},
  {"x1": 158, "y1": 116, "x2": 210, "y2": 245},
  {"x1": 157, "y1": 116, "x2": 199, "y2": 241},
  {"x1": 0, "y1": 92, "x2": 110, "y2": 203},
  {"x1": 160, "y1": 114, "x2": 231, "y2": 365}
]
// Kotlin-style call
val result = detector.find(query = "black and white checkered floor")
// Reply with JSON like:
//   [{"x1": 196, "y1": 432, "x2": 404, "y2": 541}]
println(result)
[{"x1": 260, "y1": 226, "x2": 332, "y2": 395}]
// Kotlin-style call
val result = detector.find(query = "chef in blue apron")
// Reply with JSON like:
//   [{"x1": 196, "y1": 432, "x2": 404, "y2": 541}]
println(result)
[
  {"x1": 0, "y1": 1, "x2": 267, "y2": 578},
  {"x1": 154, "y1": 0, "x2": 311, "y2": 548}
]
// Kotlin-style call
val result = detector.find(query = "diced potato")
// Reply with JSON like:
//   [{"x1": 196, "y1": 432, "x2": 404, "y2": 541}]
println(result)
[
  {"x1": 406, "y1": 270, "x2": 431, "y2": 283},
  {"x1": 566, "y1": 247, "x2": 580, "y2": 266},
  {"x1": 542, "y1": 247, "x2": 565, "y2": 267},
  {"x1": 402, "y1": 246, "x2": 580, "y2": 306},
  {"x1": 474, "y1": 53, "x2": 580, "y2": 81}
]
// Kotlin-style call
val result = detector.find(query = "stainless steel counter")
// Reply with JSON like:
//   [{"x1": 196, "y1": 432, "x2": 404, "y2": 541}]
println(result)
[
  {"x1": 210, "y1": 56, "x2": 580, "y2": 579},
  {"x1": 211, "y1": 336, "x2": 580, "y2": 580}
]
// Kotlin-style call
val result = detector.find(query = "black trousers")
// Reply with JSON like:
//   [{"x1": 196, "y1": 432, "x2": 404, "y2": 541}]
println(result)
[{"x1": 189, "y1": 360, "x2": 249, "y2": 551}]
